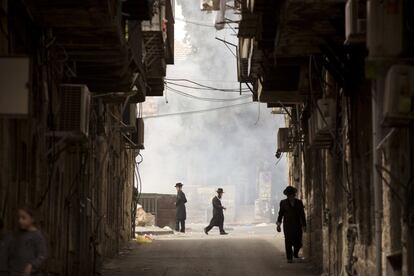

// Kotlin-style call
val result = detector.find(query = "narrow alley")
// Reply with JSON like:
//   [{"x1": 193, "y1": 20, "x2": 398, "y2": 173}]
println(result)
[
  {"x1": 102, "y1": 226, "x2": 316, "y2": 276},
  {"x1": 0, "y1": 0, "x2": 413, "y2": 276}
]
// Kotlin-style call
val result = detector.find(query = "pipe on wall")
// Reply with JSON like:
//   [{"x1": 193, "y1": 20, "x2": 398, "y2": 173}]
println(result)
[{"x1": 372, "y1": 78, "x2": 384, "y2": 276}]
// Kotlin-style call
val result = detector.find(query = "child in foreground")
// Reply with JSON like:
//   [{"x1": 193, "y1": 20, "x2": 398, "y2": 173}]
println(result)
[{"x1": 9, "y1": 207, "x2": 48, "y2": 276}]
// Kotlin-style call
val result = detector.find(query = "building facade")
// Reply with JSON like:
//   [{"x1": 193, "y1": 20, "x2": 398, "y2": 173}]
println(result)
[
  {"x1": 235, "y1": 0, "x2": 413, "y2": 275},
  {"x1": 0, "y1": 0, "x2": 174, "y2": 275}
]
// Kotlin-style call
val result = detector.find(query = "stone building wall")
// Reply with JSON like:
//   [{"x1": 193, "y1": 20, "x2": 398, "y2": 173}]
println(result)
[
  {"x1": 286, "y1": 74, "x2": 413, "y2": 275},
  {"x1": 0, "y1": 1, "x2": 136, "y2": 275}
]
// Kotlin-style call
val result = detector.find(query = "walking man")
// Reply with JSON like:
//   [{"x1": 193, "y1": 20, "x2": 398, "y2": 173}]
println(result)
[
  {"x1": 175, "y1": 183, "x2": 187, "y2": 233},
  {"x1": 276, "y1": 186, "x2": 306, "y2": 263},
  {"x1": 204, "y1": 188, "x2": 228, "y2": 235}
]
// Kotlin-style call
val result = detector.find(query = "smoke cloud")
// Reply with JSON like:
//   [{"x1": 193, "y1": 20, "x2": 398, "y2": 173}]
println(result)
[{"x1": 140, "y1": 1, "x2": 287, "y2": 221}]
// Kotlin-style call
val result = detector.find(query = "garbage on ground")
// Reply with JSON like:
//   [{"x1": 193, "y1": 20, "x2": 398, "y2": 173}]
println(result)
[
  {"x1": 136, "y1": 225, "x2": 174, "y2": 236},
  {"x1": 136, "y1": 206, "x2": 155, "y2": 226},
  {"x1": 135, "y1": 234, "x2": 153, "y2": 244},
  {"x1": 163, "y1": 226, "x2": 173, "y2": 231}
]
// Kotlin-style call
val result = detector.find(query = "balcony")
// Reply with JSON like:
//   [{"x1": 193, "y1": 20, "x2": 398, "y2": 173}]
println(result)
[
  {"x1": 275, "y1": 0, "x2": 345, "y2": 58},
  {"x1": 24, "y1": 0, "x2": 148, "y2": 98},
  {"x1": 235, "y1": 0, "x2": 344, "y2": 106},
  {"x1": 256, "y1": 63, "x2": 307, "y2": 104},
  {"x1": 142, "y1": 0, "x2": 174, "y2": 96}
]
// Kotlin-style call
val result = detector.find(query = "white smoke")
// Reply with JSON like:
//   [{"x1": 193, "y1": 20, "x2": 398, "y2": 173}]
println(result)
[{"x1": 140, "y1": 2, "x2": 288, "y2": 209}]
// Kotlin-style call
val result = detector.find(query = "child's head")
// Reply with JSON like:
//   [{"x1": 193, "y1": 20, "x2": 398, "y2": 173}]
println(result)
[{"x1": 17, "y1": 206, "x2": 35, "y2": 230}]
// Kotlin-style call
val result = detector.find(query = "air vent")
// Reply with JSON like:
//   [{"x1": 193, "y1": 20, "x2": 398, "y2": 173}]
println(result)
[
  {"x1": 308, "y1": 98, "x2": 335, "y2": 148},
  {"x1": 383, "y1": 65, "x2": 414, "y2": 127},
  {"x1": 57, "y1": 84, "x2": 91, "y2": 138},
  {"x1": 345, "y1": 0, "x2": 366, "y2": 44}
]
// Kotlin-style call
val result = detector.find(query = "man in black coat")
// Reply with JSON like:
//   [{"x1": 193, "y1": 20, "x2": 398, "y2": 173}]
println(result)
[
  {"x1": 204, "y1": 188, "x2": 228, "y2": 235},
  {"x1": 175, "y1": 183, "x2": 187, "y2": 233},
  {"x1": 276, "y1": 186, "x2": 306, "y2": 263}
]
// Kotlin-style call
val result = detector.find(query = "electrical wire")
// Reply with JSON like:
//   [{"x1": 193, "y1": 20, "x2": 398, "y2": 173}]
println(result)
[
  {"x1": 175, "y1": 17, "x2": 230, "y2": 29},
  {"x1": 308, "y1": 56, "x2": 351, "y2": 196},
  {"x1": 165, "y1": 85, "x2": 251, "y2": 102},
  {"x1": 132, "y1": 153, "x2": 143, "y2": 235},
  {"x1": 226, "y1": 22, "x2": 237, "y2": 35},
  {"x1": 135, "y1": 153, "x2": 144, "y2": 203},
  {"x1": 275, "y1": 153, "x2": 284, "y2": 167},
  {"x1": 376, "y1": 164, "x2": 408, "y2": 190},
  {"x1": 309, "y1": 55, "x2": 345, "y2": 155},
  {"x1": 165, "y1": 81, "x2": 250, "y2": 93},
  {"x1": 143, "y1": 101, "x2": 253, "y2": 119},
  {"x1": 168, "y1": 78, "x2": 247, "y2": 83},
  {"x1": 166, "y1": 85, "x2": 250, "y2": 101},
  {"x1": 220, "y1": 38, "x2": 237, "y2": 58},
  {"x1": 165, "y1": 78, "x2": 250, "y2": 92},
  {"x1": 375, "y1": 165, "x2": 405, "y2": 204}
]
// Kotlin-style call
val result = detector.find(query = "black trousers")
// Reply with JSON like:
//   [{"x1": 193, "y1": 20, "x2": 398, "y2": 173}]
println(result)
[
  {"x1": 285, "y1": 238, "x2": 301, "y2": 260},
  {"x1": 176, "y1": 219, "x2": 185, "y2": 232},
  {"x1": 205, "y1": 217, "x2": 225, "y2": 233}
]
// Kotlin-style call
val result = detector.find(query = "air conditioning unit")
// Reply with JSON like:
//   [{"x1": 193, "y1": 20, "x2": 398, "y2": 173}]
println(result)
[
  {"x1": 131, "y1": 118, "x2": 145, "y2": 150},
  {"x1": 367, "y1": 0, "x2": 403, "y2": 58},
  {"x1": 277, "y1": 128, "x2": 293, "y2": 152},
  {"x1": 122, "y1": 104, "x2": 137, "y2": 133},
  {"x1": 308, "y1": 98, "x2": 335, "y2": 148},
  {"x1": 383, "y1": 65, "x2": 414, "y2": 127},
  {"x1": 56, "y1": 84, "x2": 91, "y2": 138},
  {"x1": 315, "y1": 98, "x2": 335, "y2": 132},
  {"x1": 345, "y1": 0, "x2": 366, "y2": 44},
  {"x1": 0, "y1": 57, "x2": 30, "y2": 117}
]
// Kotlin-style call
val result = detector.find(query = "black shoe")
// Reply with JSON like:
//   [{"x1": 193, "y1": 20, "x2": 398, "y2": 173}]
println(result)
[
  {"x1": 287, "y1": 259, "x2": 293, "y2": 263},
  {"x1": 220, "y1": 232, "x2": 228, "y2": 235},
  {"x1": 293, "y1": 254, "x2": 299, "y2": 258},
  {"x1": 180, "y1": 230, "x2": 185, "y2": 233},
  {"x1": 204, "y1": 228, "x2": 208, "y2": 235}
]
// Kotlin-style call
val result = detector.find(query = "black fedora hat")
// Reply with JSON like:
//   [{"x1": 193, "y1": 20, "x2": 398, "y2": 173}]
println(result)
[
  {"x1": 283, "y1": 186, "x2": 297, "y2": 196},
  {"x1": 216, "y1": 188, "x2": 224, "y2": 193},
  {"x1": 175, "y1": 183, "x2": 183, "y2": 187}
]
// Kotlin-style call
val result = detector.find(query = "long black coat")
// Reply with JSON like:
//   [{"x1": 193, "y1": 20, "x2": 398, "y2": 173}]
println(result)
[
  {"x1": 176, "y1": 190, "x2": 187, "y2": 220},
  {"x1": 277, "y1": 198, "x2": 306, "y2": 246},
  {"x1": 209, "y1": 196, "x2": 224, "y2": 226}
]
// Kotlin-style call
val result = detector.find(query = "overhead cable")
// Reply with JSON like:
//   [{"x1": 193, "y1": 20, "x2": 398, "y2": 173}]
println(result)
[
  {"x1": 165, "y1": 81, "x2": 250, "y2": 93},
  {"x1": 175, "y1": 17, "x2": 230, "y2": 29},
  {"x1": 143, "y1": 101, "x2": 253, "y2": 119},
  {"x1": 165, "y1": 85, "x2": 251, "y2": 102},
  {"x1": 166, "y1": 78, "x2": 249, "y2": 92}
]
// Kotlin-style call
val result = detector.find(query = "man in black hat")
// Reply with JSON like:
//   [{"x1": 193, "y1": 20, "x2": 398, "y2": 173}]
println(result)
[
  {"x1": 276, "y1": 186, "x2": 306, "y2": 263},
  {"x1": 204, "y1": 188, "x2": 228, "y2": 235},
  {"x1": 175, "y1": 183, "x2": 187, "y2": 233}
]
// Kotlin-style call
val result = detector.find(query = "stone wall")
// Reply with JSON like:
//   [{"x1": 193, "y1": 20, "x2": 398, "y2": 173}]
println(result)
[
  {"x1": 0, "y1": 1, "x2": 136, "y2": 274},
  {"x1": 285, "y1": 75, "x2": 414, "y2": 275}
]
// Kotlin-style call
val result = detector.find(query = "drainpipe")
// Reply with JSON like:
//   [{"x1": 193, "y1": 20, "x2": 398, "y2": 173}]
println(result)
[
  {"x1": 367, "y1": 0, "x2": 385, "y2": 272},
  {"x1": 372, "y1": 78, "x2": 383, "y2": 276}
]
